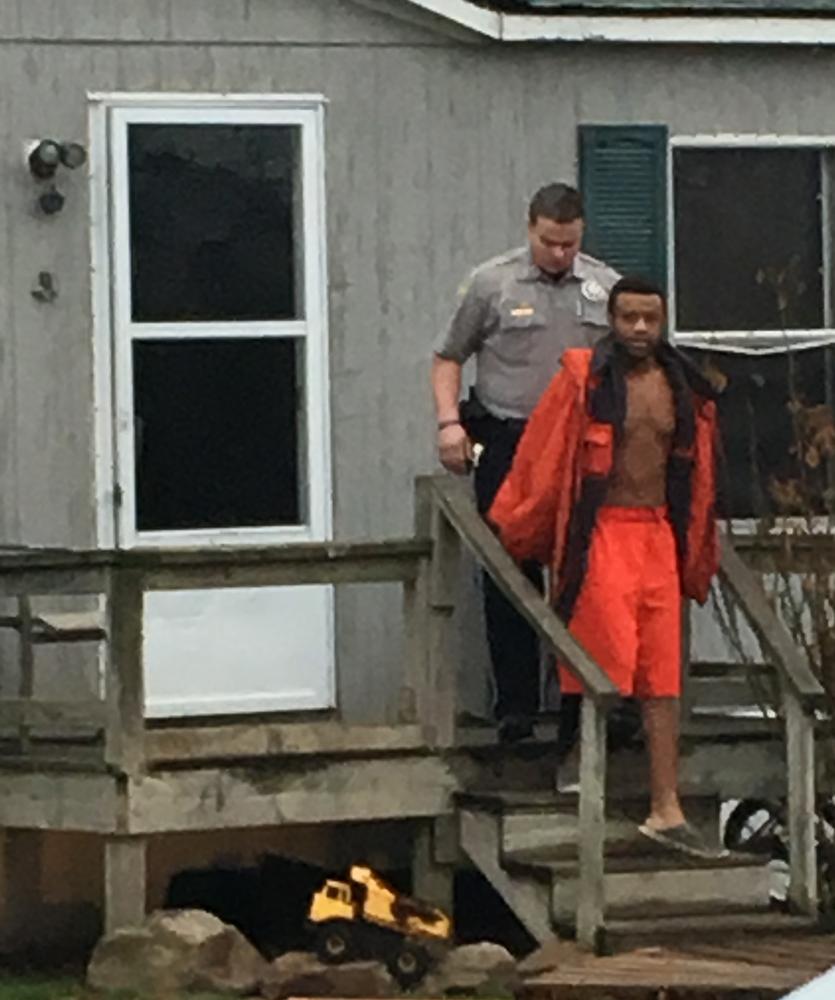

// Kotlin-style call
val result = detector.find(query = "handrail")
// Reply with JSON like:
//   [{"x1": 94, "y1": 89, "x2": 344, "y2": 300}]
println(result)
[
  {"x1": 428, "y1": 476, "x2": 828, "y2": 940},
  {"x1": 424, "y1": 474, "x2": 612, "y2": 949},
  {"x1": 0, "y1": 539, "x2": 430, "y2": 573},
  {"x1": 717, "y1": 534, "x2": 822, "y2": 917},
  {"x1": 718, "y1": 535, "x2": 825, "y2": 710},
  {"x1": 0, "y1": 539, "x2": 431, "y2": 599},
  {"x1": 428, "y1": 476, "x2": 619, "y2": 706}
]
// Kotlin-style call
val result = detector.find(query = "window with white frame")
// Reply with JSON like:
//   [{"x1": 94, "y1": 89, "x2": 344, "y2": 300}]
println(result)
[
  {"x1": 671, "y1": 140, "x2": 835, "y2": 520},
  {"x1": 673, "y1": 145, "x2": 830, "y2": 338}
]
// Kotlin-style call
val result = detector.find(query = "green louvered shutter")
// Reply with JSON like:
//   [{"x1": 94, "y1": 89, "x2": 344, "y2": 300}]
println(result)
[{"x1": 579, "y1": 124, "x2": 668, "y2": 289}]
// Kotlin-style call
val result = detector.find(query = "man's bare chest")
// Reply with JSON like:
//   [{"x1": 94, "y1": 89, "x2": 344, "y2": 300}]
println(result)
[{"x1": 623, "y1": 369, "x2": 675, "y2": 440}]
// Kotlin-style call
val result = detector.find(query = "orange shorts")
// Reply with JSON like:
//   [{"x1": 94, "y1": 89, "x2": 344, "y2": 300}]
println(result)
[{"x1": 560, "y1": 506, "x2": 681, "y2": 699}]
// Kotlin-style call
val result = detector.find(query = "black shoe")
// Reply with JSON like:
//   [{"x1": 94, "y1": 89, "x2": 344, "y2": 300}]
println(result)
[
  {"x1": 497, "y1": 715, "x2": 535, "y2": 744},
  {"x1": 638, "y1": 822, "x2": 728, "y2": 861}
]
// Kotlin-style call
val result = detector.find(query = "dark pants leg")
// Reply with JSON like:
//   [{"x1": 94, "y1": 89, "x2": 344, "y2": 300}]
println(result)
[{"x1": 473, "y1": 417, "x2": 543, "y2": 722}]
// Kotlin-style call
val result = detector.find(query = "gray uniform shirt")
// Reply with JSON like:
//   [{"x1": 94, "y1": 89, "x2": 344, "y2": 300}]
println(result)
[{"x1": 434, "y1": 247, "x2": 620, "y2": 420}]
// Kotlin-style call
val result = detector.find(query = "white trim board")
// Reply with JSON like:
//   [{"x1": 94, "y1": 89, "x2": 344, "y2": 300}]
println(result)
[
  {"x1": 671, "y1": 134, "x2": 835, "y2": 147},
  {"x1": 88, "y1": 92, "x2": 328, "y2": 108},
  {"x1": 399, "y1": 1, "x2": 835, "y2": 46}
]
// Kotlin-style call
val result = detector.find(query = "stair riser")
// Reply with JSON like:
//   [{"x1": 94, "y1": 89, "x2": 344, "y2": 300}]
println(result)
[
  {"x1": 529, "y1": 739, "x2": 787, "y2": 801},
  {"x1": 551, "y1": 864, "x2": 771, "y2": 925},
  {"x1": 603, "y1": 913, "x2": 818, "y2": 954}
]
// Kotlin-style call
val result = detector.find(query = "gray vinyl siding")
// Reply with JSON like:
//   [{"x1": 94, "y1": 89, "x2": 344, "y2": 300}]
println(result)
[{"x1": 1, "y1": 0, "x2": 832, "y2": 717}]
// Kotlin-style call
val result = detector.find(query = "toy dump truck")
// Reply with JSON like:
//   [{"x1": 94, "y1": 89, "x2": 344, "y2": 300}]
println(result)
[{"x1": 308, "y1": 865, "x2": 452, "y2": 986}]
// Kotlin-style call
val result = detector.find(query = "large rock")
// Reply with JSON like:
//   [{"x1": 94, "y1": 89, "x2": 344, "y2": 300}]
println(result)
[
  {"x1": 422, "y1": 941, "x2": 520, "y2": 997},
  {"x1": 87, "y1": 908, "x2": 270, "y2": 996},
  {"x1": 261, "y1": 951, "x2": 397, "y2": 999}
]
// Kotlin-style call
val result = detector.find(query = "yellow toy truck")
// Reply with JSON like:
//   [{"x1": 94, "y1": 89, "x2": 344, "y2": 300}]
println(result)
[{"x1": 308, "y1": 865, "x2": 453, "y2": 986}]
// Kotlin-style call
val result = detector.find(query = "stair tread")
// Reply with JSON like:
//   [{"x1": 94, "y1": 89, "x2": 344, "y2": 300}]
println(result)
[
  {"x1": 506, "y1": 844, "x2": 766, "y2": 873},
  {"x1": 604, "y1": 899, "x2": 776, "y2": 921},
  {"x1": 605, "y1": 910, "x2": 817, "y2": 937}
]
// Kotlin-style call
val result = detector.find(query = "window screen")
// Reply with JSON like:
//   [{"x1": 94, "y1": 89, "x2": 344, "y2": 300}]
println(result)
[
  {"x1": 128, "y1": 124, "x2": 302, "y2": 323},
  {"x1": 133, "y1": 338, "x2": 304, "y2": 531},
  {"x1": 674, "y1": 148, "x2": 823, "y2": 332}
]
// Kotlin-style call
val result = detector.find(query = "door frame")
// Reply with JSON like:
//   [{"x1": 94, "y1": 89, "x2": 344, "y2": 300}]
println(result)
[{"x1": 89, "y1": 92, "x2": 333, "y2": 551}]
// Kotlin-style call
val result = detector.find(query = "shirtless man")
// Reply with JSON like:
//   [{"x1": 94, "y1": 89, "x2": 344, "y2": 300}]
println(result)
[{"x1": 488, "y1": 275, "x2": 723, "y2": 857}]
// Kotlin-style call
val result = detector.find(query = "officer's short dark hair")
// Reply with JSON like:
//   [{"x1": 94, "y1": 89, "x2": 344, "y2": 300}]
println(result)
[
  {"x1": 608, "y1": 275, "x2": 667, "y2": 314},
  {"x1": 528, "y1": 183, "x2": 583, "y2": 225}
]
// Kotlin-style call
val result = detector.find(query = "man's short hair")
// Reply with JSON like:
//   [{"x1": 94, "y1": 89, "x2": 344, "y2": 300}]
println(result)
[
  {"x1": 528, "y1": 183, "x2": 584, "y2": 225},
  {"x1": 608, "y1": 275, "x2": 667, "y2": 314}
]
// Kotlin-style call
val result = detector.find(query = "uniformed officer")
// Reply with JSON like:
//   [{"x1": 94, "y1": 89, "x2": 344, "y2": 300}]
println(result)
[{"x1": 431, "y1": 182, "x2": 619, "y2": 743}]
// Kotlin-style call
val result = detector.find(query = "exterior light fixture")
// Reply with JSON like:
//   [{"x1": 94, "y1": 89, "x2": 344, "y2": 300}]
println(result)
[
  {"x1": 59, "y1": 142, "x2": 87, "y2": 170},
  {"x1": 27, "y1": 138, "x2": 88, "y2": 215},
  {"x1": 28, "y1": 139, "x2": 63, "y2": 179},
  {"x1": 28, "y1": 139, "x2": 87, "y2": 179}
]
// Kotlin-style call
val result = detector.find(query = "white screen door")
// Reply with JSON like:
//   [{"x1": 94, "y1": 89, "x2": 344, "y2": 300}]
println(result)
[{"x1": 100, "y1": 97, "x2": 334, "y2": 717}]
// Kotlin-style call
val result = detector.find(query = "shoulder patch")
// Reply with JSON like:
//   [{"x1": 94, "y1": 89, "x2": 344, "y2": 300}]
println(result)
[{"x1": 581, "y1": 278, "x2": 608, "y2": 303}]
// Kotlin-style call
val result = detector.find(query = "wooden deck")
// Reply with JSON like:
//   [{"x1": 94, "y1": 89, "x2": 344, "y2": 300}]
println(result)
[{"x1": 519, "y1": 931, "x2": 835, "y2": 999}]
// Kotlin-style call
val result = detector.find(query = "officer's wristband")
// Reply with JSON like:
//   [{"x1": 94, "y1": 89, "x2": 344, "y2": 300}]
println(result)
[{"x1": 437, "y1": 419, "x2": 462, "y2": 432}]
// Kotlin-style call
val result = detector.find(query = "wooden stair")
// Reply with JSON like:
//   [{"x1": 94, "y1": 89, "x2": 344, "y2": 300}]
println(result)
[
  {"x1": 456, "y1": 779, "x2": 816, "y2": 954},
  {"x1": 430, "y1": 479, "x2": 825, "y2": 954}
]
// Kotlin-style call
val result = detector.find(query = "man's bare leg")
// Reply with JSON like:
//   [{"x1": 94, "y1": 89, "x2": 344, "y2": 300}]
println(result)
[{"x1": 641, "y1": 697, "x2": 685, "y2": 829}]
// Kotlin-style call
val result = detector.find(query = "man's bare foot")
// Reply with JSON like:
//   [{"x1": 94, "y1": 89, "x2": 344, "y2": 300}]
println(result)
[{"x1": 643, "y1": 809, "x2": 687, "y2": 832}]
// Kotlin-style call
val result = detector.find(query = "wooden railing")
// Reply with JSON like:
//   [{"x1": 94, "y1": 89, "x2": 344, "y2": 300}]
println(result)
[
  {"x1": 717, "y1": 536, "x2": 825, "y2": 916},
  {"x1": 421, "y1": 475, "x2": 826, "y2": 944},
  {"x1": 0, "y1": 539, "x2": 431, "y2": 772},
  {"x1": 421, "y1": 475, "x2": 619, "y2": 950},
  {"x1": 0, "y1": 479, "x2": 826, "y2": 945}
]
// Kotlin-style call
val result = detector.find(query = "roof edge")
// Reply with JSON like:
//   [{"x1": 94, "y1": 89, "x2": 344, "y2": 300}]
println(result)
[
  {"x1": 397, "y1": 0, "x2": 501, "y2": 36},
  {"x1": 400, "y1": 0, "x2": 835, "y2": 44}
]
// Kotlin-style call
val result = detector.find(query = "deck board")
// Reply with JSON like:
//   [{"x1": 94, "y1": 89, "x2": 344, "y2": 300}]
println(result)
[{"x1": 519, "y1": 931, "x2": 835, "y2": 999}]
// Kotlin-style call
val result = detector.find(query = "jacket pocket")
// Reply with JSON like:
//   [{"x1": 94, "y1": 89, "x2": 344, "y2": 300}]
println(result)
[{"x1": 580, "y1": 423, "x2": 613, "y2": 477}]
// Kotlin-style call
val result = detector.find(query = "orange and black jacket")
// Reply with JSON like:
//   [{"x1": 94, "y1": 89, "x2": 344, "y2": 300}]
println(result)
[{"x1": 488, "y1": 335, "x2": 720, "y2": 619}]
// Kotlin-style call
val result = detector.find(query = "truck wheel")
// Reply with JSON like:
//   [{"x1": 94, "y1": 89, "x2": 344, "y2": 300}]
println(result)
[
  {"x1": 316, "y1": 922, "x2": 354, "y2": 965},
  {"x1": 387, "y1": 941, "x2": 429, "y2": 988}
]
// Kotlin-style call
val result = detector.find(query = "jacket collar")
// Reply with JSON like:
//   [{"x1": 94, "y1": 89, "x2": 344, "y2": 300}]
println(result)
[{"x1": 590, "y1": 333, "x2": 720, "y2": 401}]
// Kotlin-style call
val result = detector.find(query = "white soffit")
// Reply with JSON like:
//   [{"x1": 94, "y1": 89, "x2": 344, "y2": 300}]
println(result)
[{"x1": 400, "y1": 0, "x2": 835, "y2": 45}]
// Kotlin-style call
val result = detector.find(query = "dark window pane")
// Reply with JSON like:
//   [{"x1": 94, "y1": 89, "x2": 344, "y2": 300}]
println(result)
[
  {"x1": 129, "y1": 124, "x2": 301, "y2": 322},
  {"x1": 134, "y1": 339, "x2": 303, "y2": 531},
  {"x1": 674, "y1": 149, "x2": 823, "y2": 331},
  {"x1": 682, "y1": 346, "x2": 835, "y2": 518}
]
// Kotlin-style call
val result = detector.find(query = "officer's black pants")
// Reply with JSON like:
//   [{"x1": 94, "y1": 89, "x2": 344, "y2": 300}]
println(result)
[{"x1": 472, "y1": 415, "x2": 543, "y2": 722}]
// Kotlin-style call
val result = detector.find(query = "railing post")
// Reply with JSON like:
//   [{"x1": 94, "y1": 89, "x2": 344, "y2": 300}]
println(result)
[
  {"x1": 402, "y1": 480, "x2": 432, "y2": 726},
  {"x1": 105, "y1": 567, "x2": 146, "y2": 776},
  {"x1": 784, "y1": 688, "x2": 818, "y2": 916},
  {"x1": 104, "y1": 835, "x2": 148, "y2": 932},
  {"x1": 410, "y1": 479, "x2": 461, "y2": 749},
  {"x1": 577, "y1": 694, "x2": 607, "y2": 952},
  {"x1": 426, "y1": 500, "x2": 461, "y2": 749},
  {"x1": 17, "y1": 595, "x2": 34, "y2": 755},
  {"x1": 679, "y1": 598, "x2": 694, "y2": 722}
]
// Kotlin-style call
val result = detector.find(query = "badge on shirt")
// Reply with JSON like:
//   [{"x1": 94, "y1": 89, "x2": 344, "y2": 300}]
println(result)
[
  {"x1": 510, "y1": 305, "x2": 535, "y2": 317},
  {"x1": 581, "y1": 279, "x2": 608, "y2": 303}
]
